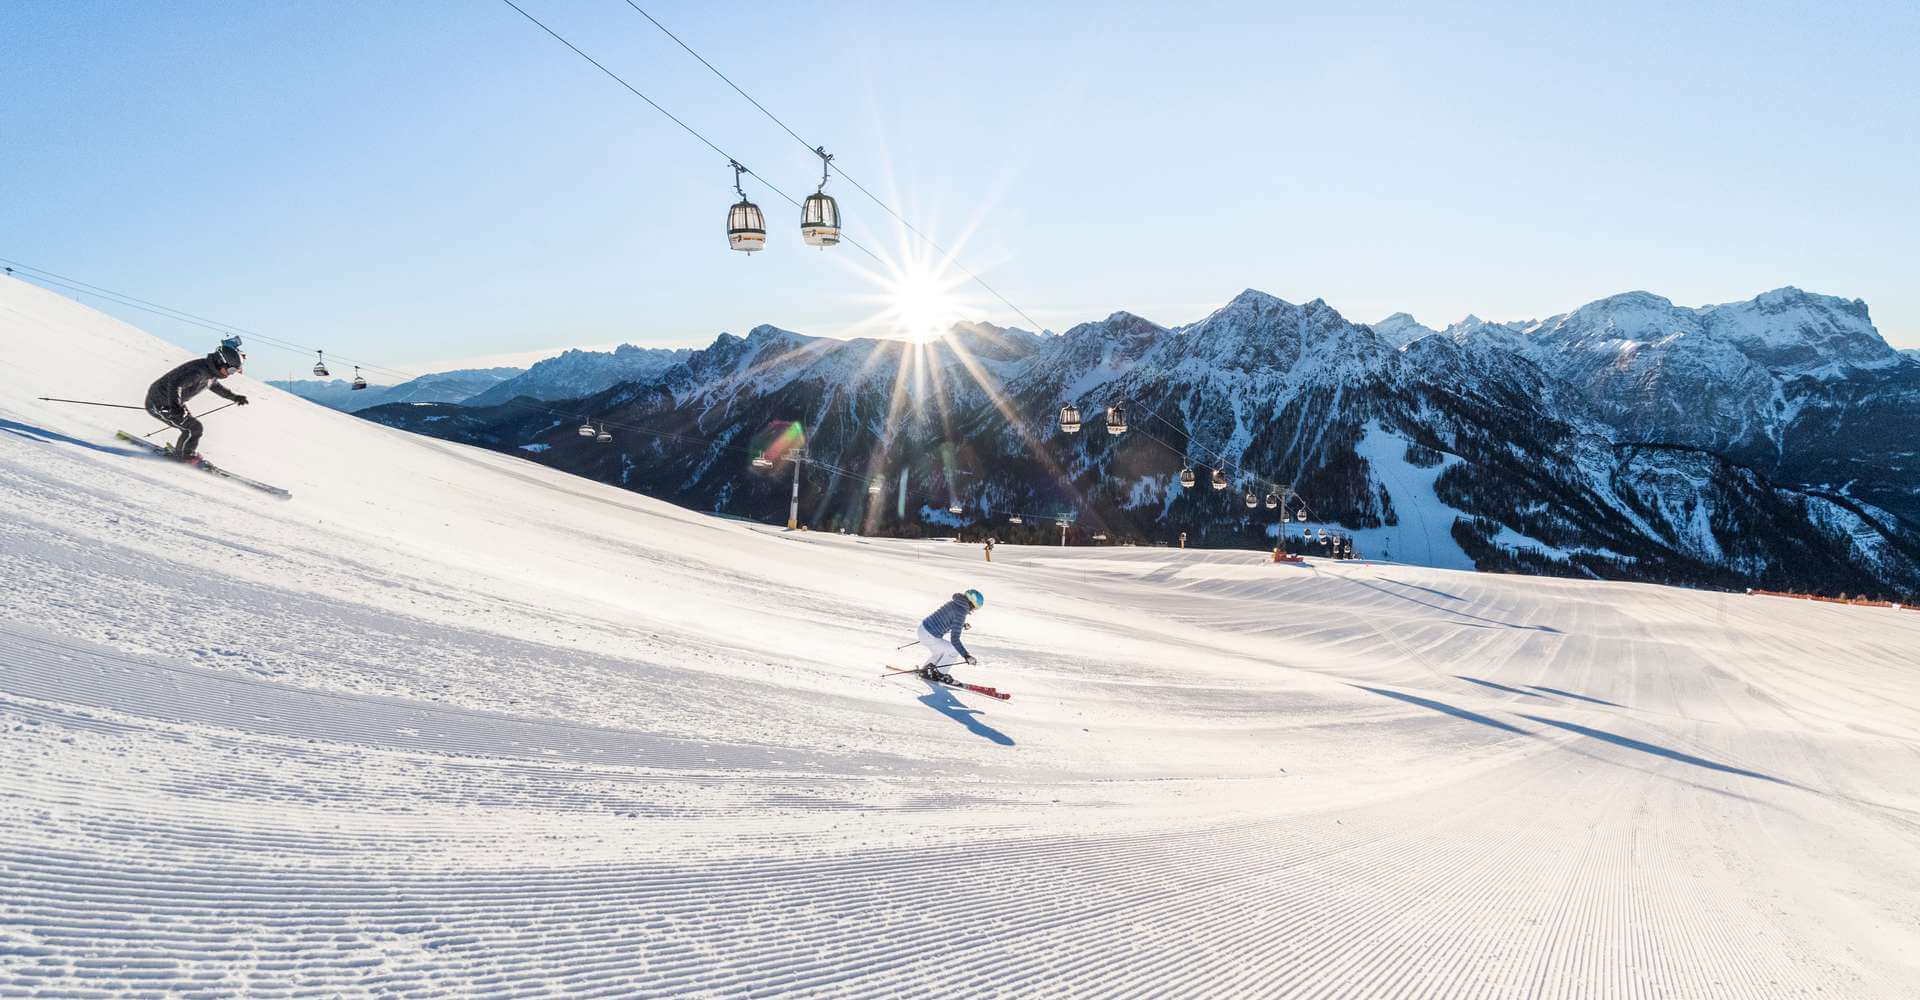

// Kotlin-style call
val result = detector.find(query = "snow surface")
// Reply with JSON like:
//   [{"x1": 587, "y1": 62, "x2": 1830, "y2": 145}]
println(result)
[
  {"x1": 3, "y1": 276, "x2": 1920, "y2": 996},
  {"x1": 1349, "y1": 422, "x2": 1475, "y2": 569}
]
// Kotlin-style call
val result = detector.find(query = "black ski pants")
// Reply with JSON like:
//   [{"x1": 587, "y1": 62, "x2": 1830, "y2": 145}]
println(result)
[{"x1": 145, "y1": 401, "x2": 202, "y2": 459}]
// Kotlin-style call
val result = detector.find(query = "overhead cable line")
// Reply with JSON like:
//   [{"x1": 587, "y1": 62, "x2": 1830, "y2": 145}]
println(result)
[
  {"x1": 619, "y1": 1, "x2": 1046, "y2": 334},
  {"x1": 493, "y1": 0, "x2": 882, "y2": 265}
]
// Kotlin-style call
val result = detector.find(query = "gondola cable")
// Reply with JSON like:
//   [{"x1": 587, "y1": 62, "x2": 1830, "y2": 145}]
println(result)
[
  {"x1": 617, "y1": 1, "x2": 1046, "y2": 334},
  {"x1": 492, "y1": 0, "x2": 885, "y2": 265}
]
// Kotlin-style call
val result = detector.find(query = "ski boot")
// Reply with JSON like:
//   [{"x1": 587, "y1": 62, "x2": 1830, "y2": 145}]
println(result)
[{"x1": 917, "y1": 665, "x2": 954, "y2": 686}]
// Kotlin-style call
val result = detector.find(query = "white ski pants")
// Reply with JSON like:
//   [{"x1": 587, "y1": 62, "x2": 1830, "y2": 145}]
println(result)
[{"x1": 916, "y1": 625, "x2": 960, "y2": 668}]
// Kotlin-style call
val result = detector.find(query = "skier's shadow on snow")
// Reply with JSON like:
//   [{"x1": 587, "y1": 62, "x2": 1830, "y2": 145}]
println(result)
[
  {"x1": 0, "y1": 418, "x2": 127, "y2": 455},
  {"x1": 918, "y1": 684, "x2": 1015, "y2": 746}
]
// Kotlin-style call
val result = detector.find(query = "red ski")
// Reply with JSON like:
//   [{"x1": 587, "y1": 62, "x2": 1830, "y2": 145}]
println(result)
[{"x1": 882, "y1": 666, "x2": 1011, "y2": 701}]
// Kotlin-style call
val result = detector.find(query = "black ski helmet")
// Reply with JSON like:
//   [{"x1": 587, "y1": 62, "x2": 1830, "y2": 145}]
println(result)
[{"x1": 209, "y1": 344, "x2": 244, "y2": 372}]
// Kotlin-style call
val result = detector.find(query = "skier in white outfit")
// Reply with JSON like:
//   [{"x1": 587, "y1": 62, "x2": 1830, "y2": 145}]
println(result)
[{"x1": 915, "y1": 589, "x2": 984, "y2": 684}]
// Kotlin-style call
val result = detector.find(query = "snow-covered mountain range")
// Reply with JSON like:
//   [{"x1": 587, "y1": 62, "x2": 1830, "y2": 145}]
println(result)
[
  {"x1": 283, "y1": 367, "x2": 523, "y2": 412},
  {"x1": 363, "y1": 287, "x2": 1920, "y2": 600},
  {"x1": 462, "y1": 344, "x2": 693, "y2": 408}
]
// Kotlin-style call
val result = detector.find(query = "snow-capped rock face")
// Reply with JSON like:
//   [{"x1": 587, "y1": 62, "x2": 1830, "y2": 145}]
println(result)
[
  {"x1": 465, "y1": 344, "x2": 692, "y2": 407},
  {"x1": 1161, "y1": 289, "x2": 1389, "y2": 377},
  {"x1": 1371, "y1": 312, "x2": 1437, "y2": 347},
  {"x1": 1507, "y1": 287, "x2": 1896, "y2": 383},
  {"x1": 1020, "y1": 311, "x2": 1168, "y2": 400},
  {"x1": 1513, "y1": 292, "x2": 1782, "y2": 452},
  {"x1": 1703, "y1": 287, "x2": 1896, "y2": 376},
  {"x1": 1493, "y1": 288, "x2": 1907, "y2": 461}
]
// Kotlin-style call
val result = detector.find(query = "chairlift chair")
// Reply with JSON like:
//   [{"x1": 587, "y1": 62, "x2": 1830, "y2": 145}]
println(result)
[
  {"x1": 1211, "y1": 468, "x2": 1228, "y2": 490},
  {"x1": 800, "y1": 146, "x2": 841, "y2": 247},
  {"x1": 948, "y1": 502, "x2": 964, "y2": 515},
  {"x1": 1008, "y1": 515, "x2": 1023, "y2": 524},
  {"x1": 1243, "y1": 489, "x2": 1258, "y2": 509},
  {"x1": 578, "y1": 419, "x2": 597, "y2": 438},
  {"x1": 868, "y1": 481, "x2": 882, "y2": 495},
  {"x1": 350, "y1": 367, "x2": 367, "y2": 391},
  {"x1": 1264, "y1": 492, "x2": 1278, "y2": 509},
  {"x1": 752, "y1": 456, "x2": 773, "y2": 468},
  {"x1": 1059, "y1": 404, "x2": 1082, "y2": 434},
  {"x1": 1296, "y1": 509, "x2": 1307, "y2": 521},
  {"x1": 726, "y1": 161, "x2": 766, "y2": 253},
  {"x1": 1179, "y1": 468, "x2": 1196, "y2": 489},
  {"x1": 596, "y1": 424, "x2": 612, "y2": 443},
  {"x1": 312, "y1": 351, "x2": 329, "y2": 377},
  {"x1": 1105, "y1": 404, "x2": 1127, "y2": 435}
]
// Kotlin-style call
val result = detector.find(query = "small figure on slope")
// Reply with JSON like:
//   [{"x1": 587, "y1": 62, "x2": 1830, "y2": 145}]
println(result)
[
  {"x1": 145, "y1": 341, "x2": 249, "y2": 463},
  {"x1": 915, "y1": 589, "x2": 985, "y2": 685}
]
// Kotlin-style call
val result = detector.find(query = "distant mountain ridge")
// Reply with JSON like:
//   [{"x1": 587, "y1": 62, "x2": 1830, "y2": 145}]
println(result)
[
  {"x1": 464, "y1": 344, "x2": 692, "y2": 407},
  {"x1": 360, "y1": 286, "x2": 1920, "y2": 601},
  {"x1": 284, "y1": 367, "x2": 522, "y2": 412}
]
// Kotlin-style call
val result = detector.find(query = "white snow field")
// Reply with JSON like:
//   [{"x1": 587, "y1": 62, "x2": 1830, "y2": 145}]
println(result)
[{"x1": 2, "y1": 275, "x2": 1919, "y2": 997}]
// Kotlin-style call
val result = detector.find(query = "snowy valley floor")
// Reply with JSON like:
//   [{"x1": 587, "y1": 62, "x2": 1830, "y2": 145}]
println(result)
[{"x1": 3, "y1": 278, "x2": 1920, "y2": 997}]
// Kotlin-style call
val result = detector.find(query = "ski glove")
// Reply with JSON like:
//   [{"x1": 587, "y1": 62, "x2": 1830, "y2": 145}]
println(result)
[
  {"x1": 964, "y1": 655, "x2": 978, "y2": 666},
  {"x1": 233, "y1": 395, "x2": 250, "y2": 406}
]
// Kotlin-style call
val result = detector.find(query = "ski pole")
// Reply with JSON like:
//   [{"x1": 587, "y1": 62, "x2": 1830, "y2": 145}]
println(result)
[
  {"x1": 36, "y1": 397, "x2": 146, "y2": 410},
  {"x1": 142, "y1": 401, "x2": 237, "y2": 437}
]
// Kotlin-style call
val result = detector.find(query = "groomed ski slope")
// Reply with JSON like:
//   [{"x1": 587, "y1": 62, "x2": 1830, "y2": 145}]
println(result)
[{"x1": 3, "y1": 276, "x2": 1919, "y2": 997}]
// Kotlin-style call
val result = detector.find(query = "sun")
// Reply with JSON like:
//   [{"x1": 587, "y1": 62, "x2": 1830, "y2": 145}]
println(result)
[
  {"x1": 888, "y1": 270, "x2": 966, "y2": 343},
  {"x1": 841, "y1": 247, "x2": 978, "y2": 344}
]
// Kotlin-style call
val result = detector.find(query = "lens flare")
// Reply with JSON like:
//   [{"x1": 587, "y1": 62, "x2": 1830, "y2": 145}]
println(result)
[{"x1": 750, "y1": 421, "x2": 808, "y2": 468}]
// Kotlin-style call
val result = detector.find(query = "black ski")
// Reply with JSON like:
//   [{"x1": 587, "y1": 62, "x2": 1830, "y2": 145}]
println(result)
[{"x1": 116, "y1": 431, "x2": 293, "y2": 500}]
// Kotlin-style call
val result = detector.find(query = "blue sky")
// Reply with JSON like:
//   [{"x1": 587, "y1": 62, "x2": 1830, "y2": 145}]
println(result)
[{"x1": 4, "y1": 0, "x2": 1916, "y2": 375}]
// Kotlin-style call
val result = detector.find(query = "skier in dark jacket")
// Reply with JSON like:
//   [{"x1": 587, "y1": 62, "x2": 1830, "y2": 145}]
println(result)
[
  {"x1": 145, "y1": 342, "x2": 248, "y2": 462},
  {"x1": 915, "y1": 589, "x2": 984, "y2": 683}
]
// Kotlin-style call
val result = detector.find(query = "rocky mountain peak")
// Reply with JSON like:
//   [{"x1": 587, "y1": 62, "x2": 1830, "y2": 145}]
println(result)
[{"x1": 1373, "y1": 312, "x2": 1438, "y2": 346}]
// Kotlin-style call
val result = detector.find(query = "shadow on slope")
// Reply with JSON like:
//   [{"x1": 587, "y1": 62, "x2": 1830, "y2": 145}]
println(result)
[
  {"x1": 1379, "y1": 578, "x2": 1464, "y2": 601},
  {"x1": 1352, "y1": 685, "x2": 1530, "y2": 735},
  {"x1": 918, "y1": 684, "x2": 1015, "y2": 747},
  {"x1": 1360, "y1": 685, "x2": 1796, "y2": 788},
  {"x1": 0, "y1": 417, "x2": 129, "y2": 455},
  {"x1": 1455, "y1": 676, "x2": 1547, "y2": 698},
  {"x1": 1528, "y1": 685, "x2": 1621, "y2": 707},
  {"x1": 1517, "y1": 715, "x2": 1790, "y2": 785},
  {"x1": 1337, "y1": 576, "x2": 1562, "y2": 633}
]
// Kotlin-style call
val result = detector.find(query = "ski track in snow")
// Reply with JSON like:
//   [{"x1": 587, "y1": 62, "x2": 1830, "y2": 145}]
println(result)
[{"x1": 4, "y1": 276, "x2": 1920, "y2": 996}]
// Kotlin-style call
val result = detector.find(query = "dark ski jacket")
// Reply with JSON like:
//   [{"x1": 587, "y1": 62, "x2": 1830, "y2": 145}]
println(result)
[
  {"x1": 147, "y1": 357, "x2": 241, "y2": 412},
  {"x1": 920, "y1": 594, "x2": 973, "y2": 658}
]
